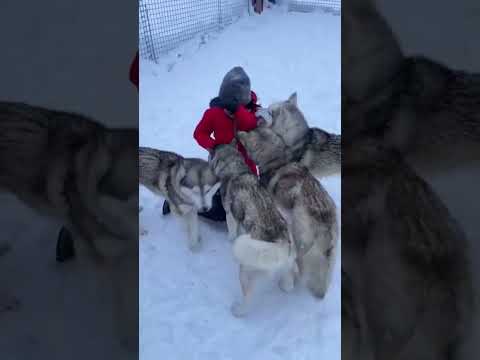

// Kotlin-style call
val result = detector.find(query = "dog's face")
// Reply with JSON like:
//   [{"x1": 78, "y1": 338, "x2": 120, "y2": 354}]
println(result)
[
  {"x1": 267, "y1": 92, "x2": 301, "y2": 125},
  {"x1": 267, "y1": 92, "x2": 295, "y2": 121},
  {"x1": 266, "y1": 92, "x2": 310, "y2": 147},
  {"x1": 183, "y1": 182, "x2": 221, "y2": 212}
]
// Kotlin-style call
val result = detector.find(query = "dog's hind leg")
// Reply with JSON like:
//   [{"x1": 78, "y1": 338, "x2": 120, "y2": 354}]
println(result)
[
  {"x1": 185, "y1": 209, "x2": 201, "y2": 252},
  {"x1": 231, "y1": 265, "x2": 259, "y2": 317}
]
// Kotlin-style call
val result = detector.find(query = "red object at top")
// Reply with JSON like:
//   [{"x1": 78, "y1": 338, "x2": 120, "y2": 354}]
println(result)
[
  {"x1": 193, "y1": 104, "x2": 259, "y2": 175},
  {"x1": 249, "y1": 91, "x2": 260, "y2": 112},
  {"x1": 129, "y1": 51, "x2": 139, "y2": 91}
]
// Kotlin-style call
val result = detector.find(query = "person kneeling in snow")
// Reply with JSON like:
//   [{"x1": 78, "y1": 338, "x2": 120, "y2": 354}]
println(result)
[{"x1": 162, "y1": 66, "x2": 268, "y2": 221}]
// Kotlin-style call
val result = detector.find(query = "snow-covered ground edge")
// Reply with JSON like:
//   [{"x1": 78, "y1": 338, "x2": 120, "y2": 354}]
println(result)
[{"x1": 140, "y1": 6, "x2": 340, "y2": 360}]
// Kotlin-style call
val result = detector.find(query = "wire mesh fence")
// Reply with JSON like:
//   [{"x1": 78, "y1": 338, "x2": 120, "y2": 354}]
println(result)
[
  {"x1": 139, "y1": 0, "x2": 341, "y2": 62},
  {"x1": 288, "y1": 0, "x2": 341, "y2": 14},
  {"x1": 139, "y1": 0, "x2": 248, "y2": 62}
]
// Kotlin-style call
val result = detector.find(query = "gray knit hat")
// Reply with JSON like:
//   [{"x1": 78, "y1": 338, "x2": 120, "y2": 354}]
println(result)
[{"x1": 218, "y1": 66, "x2": 252, "y2": 107}]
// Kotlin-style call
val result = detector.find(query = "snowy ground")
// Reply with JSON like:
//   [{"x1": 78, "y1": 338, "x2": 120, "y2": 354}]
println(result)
[{"x1": 140, "y1": 6, "x2": 340, "y2": 360}]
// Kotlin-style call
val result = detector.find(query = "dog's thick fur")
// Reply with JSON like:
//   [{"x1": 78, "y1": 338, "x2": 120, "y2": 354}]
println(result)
[
  {"x1": 238, "y1": 125, "x2": 339, "y2": 299},
  {"x1": 0, "y1": 101, "x2": 138, "y2": 351},
  {"x1": 343, "y1": 0, "x2": 480, "y2": 174},
  {"x1": 342, "y1": 138, "x2": 473, "y2": 360},
  {"x1": 343, "y1": 1, "x2": 477, "y2": 358},
  {"x1": 210, "y1": 142, "x2": 296, "y2": 317},
  {"x1": 139, "y1": 146, "x2": 220, "y2": 251},
  {"x1": 265, "y1": 93, "x2": 341, "y2": 177}
]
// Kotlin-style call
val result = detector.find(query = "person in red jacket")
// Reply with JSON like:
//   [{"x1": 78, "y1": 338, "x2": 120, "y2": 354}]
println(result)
[
  {"x1": 163, "y1": 67, "x2": 262, "y2": 221},
  {"x1": 194, "y1": 91, "x2": 260, "y2": 175}
]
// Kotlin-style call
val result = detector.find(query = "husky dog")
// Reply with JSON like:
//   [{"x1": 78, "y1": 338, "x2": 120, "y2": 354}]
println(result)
[
  {"x1": 210, "y1": 142, "x2": 297, "y2": 317},
  {"x1": 237, "y1": 125, "x2": 339, "y2": 299},
  {"x1": 265, "y1": 93, "x2": 341, "y2": 178},
  {"x1": 0, "y1": 101, "x2": 138, "y2": 351},
  {"x1": 139, "y1": 146, "x2": 220, "y2": 251}
]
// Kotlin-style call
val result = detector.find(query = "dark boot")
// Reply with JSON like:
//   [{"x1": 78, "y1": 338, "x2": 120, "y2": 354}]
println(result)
[
  {"x1": 162, "y1": 200, "x2": 171, "y2": 215},
  {"x1": 198, "y1": 191, "x2": 226, "y2": 222},
  {"x1": 56, "y1": 227, "x2": 75, "y2": 262}
]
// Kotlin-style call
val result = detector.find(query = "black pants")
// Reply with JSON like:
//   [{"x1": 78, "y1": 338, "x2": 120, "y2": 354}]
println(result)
[{"x1": 197, "y1": 190, "x2": 226, "y2": 222}]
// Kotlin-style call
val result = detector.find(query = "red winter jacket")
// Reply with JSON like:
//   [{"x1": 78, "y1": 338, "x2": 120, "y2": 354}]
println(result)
[{"x1": 193, "y1": 92, "x2": 259, "y2": 175}]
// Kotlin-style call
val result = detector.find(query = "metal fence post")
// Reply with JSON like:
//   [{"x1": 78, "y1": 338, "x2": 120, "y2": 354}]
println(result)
[{"x1": 218, "y1": 0, "x2": 223, "y2": 29}]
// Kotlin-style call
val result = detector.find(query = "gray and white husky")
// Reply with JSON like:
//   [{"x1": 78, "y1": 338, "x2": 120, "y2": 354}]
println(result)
[
  {"x1": 237, "y1": 125, "x2": 339, "y2": 299},
  {"x1": 138, "y1": 146, "x2": 220, "y2": 251},
  {"x1": 263, "y1": 92, "x2": 341, "y2": 178},
  {"x1": 210, "y1": 142, "x2": 297, "y2": 317}
]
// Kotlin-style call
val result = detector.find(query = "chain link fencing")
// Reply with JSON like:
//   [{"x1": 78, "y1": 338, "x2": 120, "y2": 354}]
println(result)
[
  {"x1": 139, "y1": 0, "x2": 248, "y2": 62},
  {"x1": 288, "y1": 0, "x2": 341, "y2": 14},
  {"x1": 139, "y1": 0, "x2": 341, "y2": 62}
]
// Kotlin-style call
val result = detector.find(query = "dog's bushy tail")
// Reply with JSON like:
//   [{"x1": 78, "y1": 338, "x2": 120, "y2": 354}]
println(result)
[{"x1": 233, "y1": 235, "x2": 294, "y2": 272}]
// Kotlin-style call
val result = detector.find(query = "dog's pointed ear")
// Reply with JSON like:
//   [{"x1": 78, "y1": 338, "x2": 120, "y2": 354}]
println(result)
[
  {"x1": 230, "y1": 137, "x2": 238, "y2": 147},
  {"x1": 287, "y1": 92, "x2": 297, "y2": 105}
]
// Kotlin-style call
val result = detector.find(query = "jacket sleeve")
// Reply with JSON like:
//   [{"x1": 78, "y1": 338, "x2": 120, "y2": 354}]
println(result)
[
  {"x1": 234, "y1": 105, "x2": 257, "y2": 132},
  {"x1": 193, "y1": 110, "x2": 216, "y2": 150}
]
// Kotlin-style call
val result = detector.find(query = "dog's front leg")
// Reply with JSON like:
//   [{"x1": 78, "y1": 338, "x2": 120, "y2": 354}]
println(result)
[
  {"x1": 226, "y1": 212, "x2": 239, "y2": 241},
  {"x1": 231, "y1": 265, "x2": 257, "y2": 317},
  {"x1": 185, "y1": 209, "x2": 201, "y2": 252}
]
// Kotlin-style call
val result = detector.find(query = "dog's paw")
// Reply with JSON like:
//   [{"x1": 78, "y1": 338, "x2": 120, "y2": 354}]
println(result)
[{"x1": 230, "y1": 301, "x2": 248, "y2": 318}]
